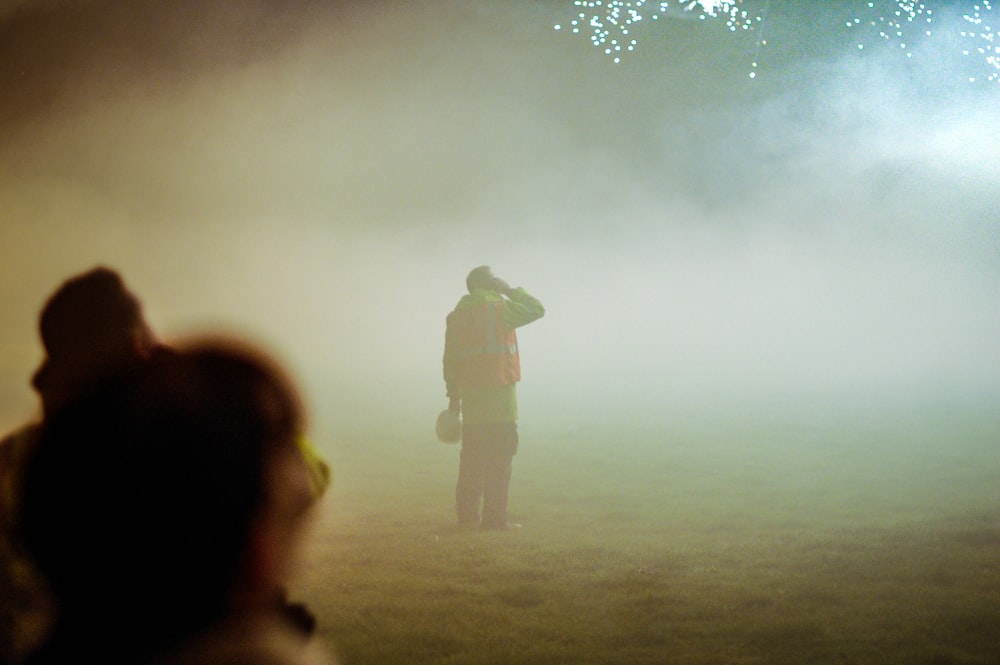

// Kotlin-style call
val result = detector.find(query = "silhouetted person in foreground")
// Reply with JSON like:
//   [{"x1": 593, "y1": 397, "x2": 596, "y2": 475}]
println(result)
[
  {"x1": 19, "y1": 343, "x2": 336, "y2": 665},
  {"x1": 1, "y1": 267, "x2": 161, "y2": 664},
  {"x1": 443, "y1": 266, "x2": 544, "y2": 530},
  {"x1": 1, "y1": 267, "x2": 329, "y2": 664}
]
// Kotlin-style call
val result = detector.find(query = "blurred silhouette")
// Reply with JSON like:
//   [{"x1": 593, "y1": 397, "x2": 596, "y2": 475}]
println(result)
[
  {"x1": 1, "y1": 267, "x2": 161, "y2": 664},
  {"x1": 19, "y1": 342, "x2": 336, "y2": 665},
  {"x1": 443, "y1": 266, "x2": 544, "y2": 530},
  {"x1": 1, "y1": 267, "x2": 330, "y2": 664},
  {"x1": 31, "y1": 267, "x2": 161, "y2": 418}
]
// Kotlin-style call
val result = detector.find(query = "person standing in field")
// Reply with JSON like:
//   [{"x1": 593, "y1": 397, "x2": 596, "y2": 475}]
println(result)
[{"x1": 443, "y1": 266, "x2": 544, "y2": 530}]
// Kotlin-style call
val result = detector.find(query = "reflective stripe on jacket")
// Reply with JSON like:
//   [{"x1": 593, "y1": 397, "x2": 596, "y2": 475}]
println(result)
[{"x1": 445, "y1": 301, "x2": 520, "y2": 389}]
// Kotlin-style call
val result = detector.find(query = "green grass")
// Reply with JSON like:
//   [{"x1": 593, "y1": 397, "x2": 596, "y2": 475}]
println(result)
[{"x1": 293, "y1": 404, "x2": 1000, "y2": 665}]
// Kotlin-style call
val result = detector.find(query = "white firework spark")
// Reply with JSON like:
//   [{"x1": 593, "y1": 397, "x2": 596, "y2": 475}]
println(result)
[
  {"x1": 554, "y1": 1, "x2": 998, "y2": 85},
  {"x1": 960, "y1": 1, "x2": 998, "y2": 83},
  {"x1": 847, "y1": 1, "x2": 997, "y2": 84},
  {"x1": 553, "y1": 0, "x2": 762, "y2": 65},
  {"x1": 847, "y1": 1, "x2": 934, "y2": 59}
]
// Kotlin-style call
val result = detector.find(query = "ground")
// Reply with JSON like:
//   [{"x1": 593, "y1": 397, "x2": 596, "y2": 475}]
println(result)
[{"x1": 291, "y1": 402, "x2": 1000, "y2": 665}]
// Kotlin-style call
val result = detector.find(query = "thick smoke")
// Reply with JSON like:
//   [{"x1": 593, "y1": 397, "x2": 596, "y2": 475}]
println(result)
[{"x1": 1, "y1": 1, "x2": 997, "y2": 429}]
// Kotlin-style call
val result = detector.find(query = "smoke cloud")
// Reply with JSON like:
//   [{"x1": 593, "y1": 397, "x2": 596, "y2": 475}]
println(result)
[{"x1": 1, "y1": 0, "x2": 997, "y2": 431}]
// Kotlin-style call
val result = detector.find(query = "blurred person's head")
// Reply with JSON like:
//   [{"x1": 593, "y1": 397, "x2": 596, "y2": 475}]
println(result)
[
  {"x1": 31, "y1": 267, "x2": 157, "y2": 416},
  {"x1": 20, "y1": 341, "x2": 314, "y2": 660}
]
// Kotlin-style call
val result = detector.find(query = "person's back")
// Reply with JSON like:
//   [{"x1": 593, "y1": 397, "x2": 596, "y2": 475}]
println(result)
[{"x1": 443, "y1": 266, "x2": 544, "y2": 529}]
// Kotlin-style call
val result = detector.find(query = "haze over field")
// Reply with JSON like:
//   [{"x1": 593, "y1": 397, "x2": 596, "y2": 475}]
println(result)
[{"x1": 1, "y1": 0, "x2": 998, "y2": 435}]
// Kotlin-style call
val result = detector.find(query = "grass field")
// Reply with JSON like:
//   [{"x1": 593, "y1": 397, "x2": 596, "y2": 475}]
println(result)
[{"x1": 292, "y1": 400, "x2": 1000, "y2": 665}]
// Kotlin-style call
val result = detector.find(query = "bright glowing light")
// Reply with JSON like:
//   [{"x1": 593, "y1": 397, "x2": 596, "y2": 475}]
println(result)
[{"x1": 554, "y1": 0, "x2": 763, "y2": 65}]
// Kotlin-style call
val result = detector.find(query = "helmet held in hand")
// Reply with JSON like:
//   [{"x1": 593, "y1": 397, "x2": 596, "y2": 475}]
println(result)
[{"x1": 436, "y1": 409, "x2": 462, "y2": 444}]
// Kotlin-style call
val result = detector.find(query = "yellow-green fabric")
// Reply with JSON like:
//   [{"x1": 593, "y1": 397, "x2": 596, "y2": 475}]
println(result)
[
  {"x1": 295, "y1": 434, "x2": 331, "y2": 500},
  {"x1": 444, "y1": 287, "x2": 544, "y2": 425}
]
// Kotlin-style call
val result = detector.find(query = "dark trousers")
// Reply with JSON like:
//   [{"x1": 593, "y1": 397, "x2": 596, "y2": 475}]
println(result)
[{"x1": 456, "y1": 422, "x2": 518, "y2": 528}]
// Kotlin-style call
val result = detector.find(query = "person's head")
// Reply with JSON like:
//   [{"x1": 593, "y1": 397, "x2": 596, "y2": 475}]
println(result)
[
  {"x1": 21, "y1": 341, "x2": 313, "y2": 655},
  {"x1": 32, "y1": 267, "x2": 156, "y2": 415},
  {"x1": 466, "y1": 265, "x2": 495, "y2": 293}
]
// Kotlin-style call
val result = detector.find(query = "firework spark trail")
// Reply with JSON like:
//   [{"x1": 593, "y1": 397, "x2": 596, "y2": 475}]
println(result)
[{"x1": 748, "y1": 0, "x2": 770, "y2": 79}]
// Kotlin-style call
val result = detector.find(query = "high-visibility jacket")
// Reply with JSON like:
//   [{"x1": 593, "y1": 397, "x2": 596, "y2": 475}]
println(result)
[
  {"x1": 445, "y1": 300, "x2": 520, "y2": 389},
  {"x1": 443, "y1": 287, "x2": 544, "y2": 423}
]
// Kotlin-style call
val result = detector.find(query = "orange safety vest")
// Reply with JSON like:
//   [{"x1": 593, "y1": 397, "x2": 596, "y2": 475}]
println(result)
[{"x1": 446, "y1": 301, "x2": 520, "y2": 388}]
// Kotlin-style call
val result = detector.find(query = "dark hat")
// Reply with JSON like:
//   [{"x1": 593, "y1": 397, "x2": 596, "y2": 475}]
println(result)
[{"x1": 466, "y1": 265, "x2": 494, "y2": 292}]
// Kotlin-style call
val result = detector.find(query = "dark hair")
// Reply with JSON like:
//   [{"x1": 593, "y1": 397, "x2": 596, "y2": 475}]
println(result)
[
  {"x1": 32, "y1": 267, "x2": 150, "y2": 398},
  {"x1": 21, "y1": 344, "x2": 303, "y2": 661},
  {"x1": 38, "y1": 267, "x2": 144, "y2": 358}
]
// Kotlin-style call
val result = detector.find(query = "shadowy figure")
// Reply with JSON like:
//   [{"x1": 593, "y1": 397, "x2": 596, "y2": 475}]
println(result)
[
  {"x1": 1, "y1": 267, "x2": 329, "y2": 664},
  {"x1": 443, "y1": 266, "x2": 544, "y2": 530},
  {"x1": 19, "y1": 342, "x2": 336, "y2": 665},
  {"x1": 31, "y1": 267, "x2": 160, "y2": 418},
  {"x1": 1, "y1": 267, "x2": 160, "y2": 664}
]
